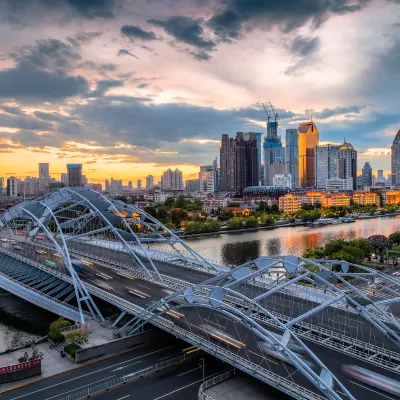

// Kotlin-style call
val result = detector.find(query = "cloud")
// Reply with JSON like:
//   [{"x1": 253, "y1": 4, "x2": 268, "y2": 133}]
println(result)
[
  {"x1": 148, "y1": 16, "x2": 216, "y2": 50},
  {"x1": 87, "y1": 79, "x2": 124, "y2": 97},
  {"x1": 117, "y1": 49, "x2": 139, "y2": 59},
  {"x1": 315, "y1": 105, "x2": 365, "y2": 119},
  {"x1": 207, "y1": 0, "x2": 371, "y2": 42},
  {"x1": 288, "y1": 36, "x2": 320, "y2": 57},
  {"x1": 120, "y1": 25, "x2": 158, "y2": 41},
  {"x1": 0, "y1": 64, "x2": 89, "y2": 101},
  {"x1": 0, "y1": 113, "x2": 53, "y2": 131},
  {"x1": 0, "y1": 105, "x2": 25, "y2": 116},
  {"x1": 359, "y1": 147, "x2": 391, "y2": 157},
  {"x1": 33, "y1": 111, "x2": 67, "y2": 122},
  {"x1": 65, "y1": 0, "x2": 115, "y2": 19}
]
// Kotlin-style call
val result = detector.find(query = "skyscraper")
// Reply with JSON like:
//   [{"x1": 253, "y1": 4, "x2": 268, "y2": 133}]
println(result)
[
  {"x1": 285, "y1": 129, "x2": 298, "y2": 188},
  {"x1": 315, "y1": 144, "x2": 340, "y2": 189},
  {"x1": 391, "y1": 130, "x2": 400, "y2": 186},
  {"x1": 67, "y1": 164, "x2": 83, "y2": 187},
  {"x1": 161, "y1": 168, "x2": 183, "y2": 190},
  {"x1": 137, "y1": 179, "x2": 142, "y2": 189},
  {"x1": 219, "y1": 132, "x2": 258, "y2": 194},
  {"x1": 199, "y1": 165, "x2": 214, "y2": 193},
  {"x1": 6, "y1": 177, "x2": 18, "y2": 197},
  {"x1": 39, "y1": 163, "x2": 50, "y2": 178},
  {"x1": 243, "y1": 132, "x2": 263, "y2": 183},
  {"x1": 146, "y1": 175, "x2": 154, "y2": 189},
  {"x1": 377, "y1": 170, "x2": 385, "y2": 183},
  {"x1": 298, "y1": 121, "x2": 319, "y2": 187},
  {"x1": 362, "y1": 162, "x2": 372, "y2": 186},
  {"x1": 212, "y1": 157, "x2": 219, "y2": 192},
  {"x1": 337, "y1": 141, "x2": 357, "y2": 190},
  {"x1": 263, "y1": 119, "x2": 284, "y2": 186}
]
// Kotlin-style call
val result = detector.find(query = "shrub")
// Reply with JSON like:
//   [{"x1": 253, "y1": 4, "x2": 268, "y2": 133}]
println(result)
[
  {"x1": 227, "y1": 217, "x2": 244, "y2": 230},
  {"x1": 64, "y1": 330, "x2": 89, "y2": 346},
  {"x1": 48, "y1": 318, "x2": 71, "y2": 342},
  {"x1": 245, "y1": 216, "x2": 258, "y2": 228},
  {"x1": 64, "y1": 343, "x2": 79, "y2": 358}
]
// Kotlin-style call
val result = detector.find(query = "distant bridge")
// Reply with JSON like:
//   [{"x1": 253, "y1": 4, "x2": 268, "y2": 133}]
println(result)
[{"x1": 0, "y1": 187, "x2": 400, "y2": 399}]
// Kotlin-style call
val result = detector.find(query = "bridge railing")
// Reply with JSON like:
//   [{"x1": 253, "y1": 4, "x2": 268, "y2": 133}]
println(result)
[{"x1": 198, "y1": 369, "x2": 236, "y2": 400}]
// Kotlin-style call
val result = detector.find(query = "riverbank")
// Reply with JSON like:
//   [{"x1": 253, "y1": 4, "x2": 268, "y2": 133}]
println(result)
[{"x1": 180, "y1": 212, "x2": 400, "y2": 239}]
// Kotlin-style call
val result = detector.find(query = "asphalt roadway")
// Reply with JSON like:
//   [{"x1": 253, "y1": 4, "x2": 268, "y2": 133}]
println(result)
[{"x1": 2, "y1": 240, "x2": 400, "y2": 399}]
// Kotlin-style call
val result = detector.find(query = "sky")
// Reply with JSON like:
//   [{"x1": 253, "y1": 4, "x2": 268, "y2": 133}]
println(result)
[{"x1": 0, "y1": 0, "x2": 399, "y2": 185}]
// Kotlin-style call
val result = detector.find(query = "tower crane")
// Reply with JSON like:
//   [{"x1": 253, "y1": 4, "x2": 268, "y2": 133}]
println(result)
[
  {"x1": 261, "y1": 103, "x2": 271, "y2": 124},
  {"x1": 269, "y1": 102, "x2": 278, "y2": 122}
]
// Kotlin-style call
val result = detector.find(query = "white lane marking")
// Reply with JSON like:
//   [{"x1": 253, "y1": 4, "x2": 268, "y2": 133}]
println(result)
[
  {"x1": 247, "y1": 350, "x2": 279, "y2": 365},
  {"x1": 9, "y1": 344, "x2": 181, "y2": 400},
  {"x1": 112, "y1": 360, "x2": 142, "y2": 371},
  {"x1": 152, "y1": 369, "x2": 232, "y2": 400},
  {"x1": 349, "y1": 380, "x2": 396, "y2": 400},
  {"x1": 116, "y1": 396, "x2": 130, "y2": 400},
  {"x1": 44, "y1": 376, "x2": 116, "y2": 400},
  {"x1": 158, "y1": 352, "x2": 184, "y2": 361},
  {"x1": 177, "y1": 367, "x2": 201, "y2": 377}
]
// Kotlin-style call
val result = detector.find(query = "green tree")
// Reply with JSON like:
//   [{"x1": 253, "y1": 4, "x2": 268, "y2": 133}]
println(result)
[
  {"x1": 175, "y1": 195, "x2": 186, "y2": 208},
  {"x1": 245, "y1": 216, "x2": 258, "y2": 228},
  {"x1": 348, "y1": 238, "x2": 373, "y2": 258},
  {"x1": 324, "y1": 239, "x2": 347, "y2": 255},
  {"x1": 64, "y1": 330, "x2": 89, "y2": 346},
  {"x1": 303, "y1": 248, "x2": 325, "y2": 259},
  {"x1": 48, "y1": 318, "x2": 71, "y2": 341},
  {"x1": 227, "y1": 202, "x2": 241, "y2": 207},
  {"x1": 164, "y1": 197, "x2": 175, "y2": 208},
  {"x1": 271, "y1": 204, "x2": 280, "y2": 213},
  {"x1": 227, "y1": 217, "x2": 244, "y2": 230},
  {"x1": 389, "y1": 231, "x2": 400, "y2": 246},
  {"x1": 170, "y1": 209, "x2": 188, "y2": 226}
]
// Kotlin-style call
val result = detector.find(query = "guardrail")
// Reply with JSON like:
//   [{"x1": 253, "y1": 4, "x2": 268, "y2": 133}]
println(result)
[
  {"x1": 58, "y1": 352, "x2": 196, "y2": 400},
  {"x1": 198, "y1": 369, "x2": 236, "y2": 400}
]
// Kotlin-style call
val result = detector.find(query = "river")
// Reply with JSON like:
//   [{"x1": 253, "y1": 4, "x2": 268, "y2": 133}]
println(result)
[
  {"x1": 184, "y1": 215, "x2": 400, "y2": 266},
  {"x1": 2, "y1": 215, "x2": 400, "y2": 351}
]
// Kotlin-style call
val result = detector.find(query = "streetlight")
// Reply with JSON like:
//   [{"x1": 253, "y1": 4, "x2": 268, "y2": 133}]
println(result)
[{"x1": 199, "y1": 357, "x2": 205, "y2": 382}]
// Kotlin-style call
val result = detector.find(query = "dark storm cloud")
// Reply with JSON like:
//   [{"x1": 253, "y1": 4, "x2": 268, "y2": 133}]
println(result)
[
  {"x1": 66, "y1": 0, "x2": 115, "y2": 19},
  {"x1": 315, "y1": 105, "x2": 365, "y2": 119},
  {"x1": 33, "y1": 111, "x2": 67, "y2": 122},
  {"x1": 117, "y1": 49, "x2": 139, "y2": 59},
  {"x1": 0, "y1": 64, "x2": 89, "y2": 101},
  {"x1": 288, "y1": 36, "x2": 321, "y2": 57},
  {"x1": 208, "y1": 0, "x2": 370, "y2": 42},
  {"x1": 0, "y1": 113, "x2": 53, "y2": 131},
  {"x1": 87, "y1": 79, "x2": 124, "y2": 97},
  {"x1": 120, "y1": 25, "x2": 158, "y2": 41},
  {"x1": 148, "y1": 16, "x2": 216, "y2": 50},
  {"x1": 10, "y1": 38, "x2": 81, "y2": 70}
]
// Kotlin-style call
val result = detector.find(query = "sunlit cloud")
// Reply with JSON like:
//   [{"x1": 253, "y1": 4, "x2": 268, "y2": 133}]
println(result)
[{"x1": 359, "y1": 148, "x2": 391, "y2": 157}]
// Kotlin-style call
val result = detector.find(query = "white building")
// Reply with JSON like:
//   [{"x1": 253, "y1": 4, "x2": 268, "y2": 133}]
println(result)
[
  {"x1": 146, "y1": 175, "x2": 154, "y2": 189},
  {"x1": 137, "y1": 179, "x2": 142, "y2": 190},
  {"x1": 199, "y1": 165, "x2": 214, "y2": 193},
  {"x1": 6, "y1": 177, "x2": 19, "y2": 197},
  {"x1": 39, "y1": 163, "x2": 50, "y2": 179},
  {"x1": 326, "y1": 177, "x2": 353, "y2": 192},
  {"x1": 201, "y1": 197, "x2": 231, "y2": 213},
  {"x1": 272, "y1": 173, "x2": 292, "y2": 188},
  {"x1": 161, "y1": 168, "x2": 183, "y2": 190}
]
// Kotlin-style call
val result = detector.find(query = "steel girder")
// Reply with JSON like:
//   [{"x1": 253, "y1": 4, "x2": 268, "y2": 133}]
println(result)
[{"x1": 123, "y1": 288, "x2": 354, "y2": 400}]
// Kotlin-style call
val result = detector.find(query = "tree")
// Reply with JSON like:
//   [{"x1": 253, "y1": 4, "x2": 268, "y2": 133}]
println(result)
[
  {"x1": 271, "y1": 204, "x2": 280, "y2": 213},
  {"x1": 389, "y1": 231, "x2": 400, "y2": 246},
  {"x1": 175, "y1": 195, "x2": 186, "y2": 208},
  {"x1": 245, "y1": 216, "x2": 258, "y2": 228},
  {"x1": 48, "y1": 318, "x2": 71, "y2": 341},
  {"x1": 64, "y1": 330, "x2": 89, "y2": 346},
  {"x1": 368, "y1": 235, "x2": 391, "y2": 251},
  {"x1": 164, "y1": 197, "x2": 175, "y2": 208},
  {"x1": 227, "y1": 217, "x2": 244, "y2": 230},
  {"x1": 303, "y1": 248, "x2": 325, "y2": 259},
  {"x1": 170, "y1": 209, "x2": 188, "y2": 226},
  {"x1": 227, "y1": 202, "x2": 240, "y2": 207},
  {"x1": 348, "y1": 238, "x2": 373, "y2": 258},
  {"x1": 324, "y1": 239, "x2": 347, "y2": 255}
]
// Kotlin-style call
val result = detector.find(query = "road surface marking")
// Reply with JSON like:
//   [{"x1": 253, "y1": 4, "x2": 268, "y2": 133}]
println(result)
[
  {"x1": 349, "y1": 380, "x2": 396, "y2": 400},
  {"x1": 112, "y1": 361, "x2": 142, "y2": 371},
  {"x1": 152, "y1": 368, "x2": 232, "y2": 400},
  {"x1": 158, "y1": 351, "x2": 184, "y2": 361},
  {"x1": 247, "y1": 350, "x2": 279, "y2": 365},
  {"x1": 116, "y1": 396, "x2": 130, "y2": 400},
  {"x1": 177, "y1": 367, "x2": 201, "y2": 376},
  {"x1": 9, "y1": 344, "x2": 181, "y2": 399},
  {"x1": 44, "y1": 376, "x2": 116, "y2": 400}
]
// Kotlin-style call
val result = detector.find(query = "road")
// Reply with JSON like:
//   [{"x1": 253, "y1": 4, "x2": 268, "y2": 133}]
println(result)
[
  {"x1": 0, "y1": 342, "x2": 189, "y2": 400},
  {"x1": 1, "y1": 239, "x2": 400, "y2": 399}
]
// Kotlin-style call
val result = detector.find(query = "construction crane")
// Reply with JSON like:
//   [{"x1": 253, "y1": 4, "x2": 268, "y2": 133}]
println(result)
[
  {"x1": 269, "y1": 102, "x2": 278, "y2": 122},
  {"x1": 261, "y1": 103, "x2": 271, "y2": 124}
]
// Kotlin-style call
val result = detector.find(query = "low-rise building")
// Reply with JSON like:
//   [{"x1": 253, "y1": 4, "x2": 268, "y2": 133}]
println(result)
[
  {"x1": 325, "y1": 193, "x2": 350, "y2": 207},
  {"x1": 386, "y1": 191, "x2": 400, "y2": 204},
  {"x1": 352, "y1": 192, "x2": 380, "y2": 206},
  {"x1": 278, "y1": 193, "x2": 301, "y2": 212},
  {"x1": 201, "y1": 197, "x2": 231, "y2": 213},
  {"x1": 326, "y1": 177, "x2": 353, "y2": 192}
]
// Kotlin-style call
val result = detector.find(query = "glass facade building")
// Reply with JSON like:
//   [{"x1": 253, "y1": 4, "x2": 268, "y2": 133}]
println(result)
[
  {"x1": 285, "y1": 129, "x2": 298, "y2": 188},
  {"x1": 315, "y1": 144, "x2": 340, "y2": 189}
]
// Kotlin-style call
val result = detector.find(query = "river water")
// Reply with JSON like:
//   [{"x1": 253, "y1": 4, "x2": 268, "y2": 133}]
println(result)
[
  {"x1": 184, "y1": 215, "x2": 400, "y2": 266},
  {"x1": 2, "y1": 215, "x2": 400, "y2": 351}
]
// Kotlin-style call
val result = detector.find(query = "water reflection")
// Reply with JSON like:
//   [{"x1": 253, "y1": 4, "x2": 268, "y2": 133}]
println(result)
[
  {"x1": 222, "y1": 239, "x2": 261, "y2": 265},
  {"x1": 186, "y1": 216, "x2": 400, "y2": 266}
]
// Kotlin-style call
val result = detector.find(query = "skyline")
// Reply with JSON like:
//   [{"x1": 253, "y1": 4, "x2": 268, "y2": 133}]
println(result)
[{"x1": 0, "y1": 0, "x2": 399, "y2": 182}]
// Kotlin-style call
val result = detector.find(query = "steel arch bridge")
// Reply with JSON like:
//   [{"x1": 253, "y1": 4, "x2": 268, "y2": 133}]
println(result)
[{"x1": 0, "y1": 188, "x2": 400, "y2": 399}]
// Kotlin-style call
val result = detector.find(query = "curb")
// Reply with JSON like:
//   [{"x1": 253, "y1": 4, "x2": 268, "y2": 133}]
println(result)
[{"x1": 0, "y1": 342, "x2": 149, "y2": 395}]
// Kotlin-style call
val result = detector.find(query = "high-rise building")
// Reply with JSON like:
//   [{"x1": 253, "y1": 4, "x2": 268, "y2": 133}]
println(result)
[
  {"x1": 337, "y1": 141, "x2": 357, "y2": 190},
  {"x1": 243, "y1": 132, "x2": 263, "y2": 183},
  {"x1": 377, "y1": 170, "x2": 385, "y2": 183},
  {"x1": 298, "y1": 121, "x2": 319, "y2": 187},
  {"x1": 362, "y1": 162, "x2": 373, "y2": 187},
  {"x1": 39, "y1": 163, "x2": 50, "y2": 178},
  {"x1": 128, "y1": 181, "x2": 133, "y2": 190},
  {"x1": 67, "y1": 164, "x2": 83, "y2": 187},
  {"x1": 212, "y1": 158, "x2": 219, "y2": 192},
  {"x1": 161, "y1": 168, "x2": 183, "y2": 190},
  {"x1": 285, "y1": 129, "x2": 298, "y2": 188},
  {"x1": 185, "y1": 179, "x2": 200, "y2": 193},
  {"x1": 220, "y1": 132, "x2": 259, "y2": 194},
  {"x1": 199, "y1": 165, "x2": 214, "y2": 193},
  {"x1": 6, "y1": 177, "x2": 18, "y2": 197},
  {"x1": 105, "y1": 179, "x2": 110, "y2": 191},
  {"x1": 315, "y1": 144, "x2": 340, "y2": 189},
  {"x1": 61, "y1": 173, "x2": 68, "y2": 185},
  {"x1": 137, "y1": 179, "x2": 142, "y2": 190},
  {"x1": 391, "y1": 129, "x2": 400, "y2": 186},
  {"x1": 146, "y1": 175, "x2": 154, "y2": 189}
]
